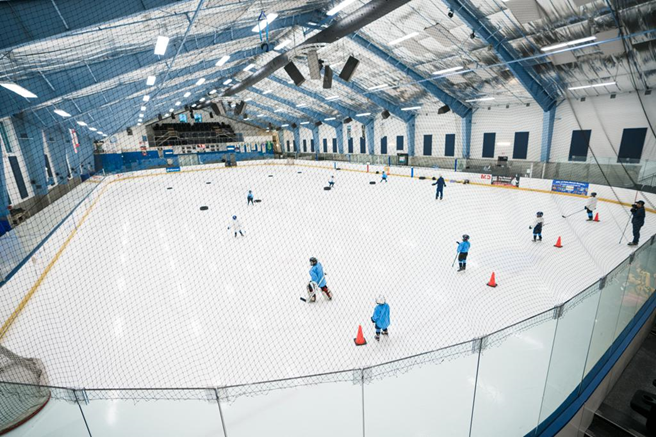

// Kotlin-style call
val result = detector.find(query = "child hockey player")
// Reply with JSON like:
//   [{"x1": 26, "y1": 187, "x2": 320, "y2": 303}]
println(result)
[
  {"x1": 456, "y1": 235, "x2": 470, "y2": 272},
  {"x1": 371, "y1": 296, "x2": 390, "y2": 341},
  {"x1": 584, "y1": 192, "x2": 597, "y2": 221},
  {"x1": 432, "y1": 175, "x2": 446, "y2": 200},
  {"x1": 380, "y1": 171, "x2": 388, "y2": 183},
  {"x1": 247, "y1": 190, "x2": 254, "y2": 206},
  {"x1": 329, "y1": 175, "x2": 335, "y2": 188},
  {"x1": 307, "y1": 257, "x2": 332, "y2": 302},
  {"x1": 529, "y1": 211, "x2": 544, "y2": 242},
  {"x1": 228, "y1": 215, "x2": 244, "y2": 237}
]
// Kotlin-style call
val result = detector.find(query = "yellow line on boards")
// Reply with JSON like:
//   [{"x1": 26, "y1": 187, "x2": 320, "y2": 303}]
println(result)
[{"x1": 0, "y1": 184, "x2": 111, "y2": 340}]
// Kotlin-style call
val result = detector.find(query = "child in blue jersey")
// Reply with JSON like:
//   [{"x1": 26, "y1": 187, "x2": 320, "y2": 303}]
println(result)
[
  {"x1": 456, "y1": 234, "x2": 470, "y2": 272},
  {"x1": 371, "y1": 295, "x2": 390, "y2": 341},
  {"x1": 247, "y1": 190, "x2": 254, "y2": 206},
  {"x1": 381, "y1": 171, "x2": 388, "y2": 183},
  {"x1": 307, "y1": 257, "x2": 332, "y2": 302}
]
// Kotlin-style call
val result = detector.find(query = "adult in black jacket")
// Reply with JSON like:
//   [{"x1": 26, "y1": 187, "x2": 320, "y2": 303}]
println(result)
[{"x1": 628, "y1": 200, "x2": 646, "y2": 246}]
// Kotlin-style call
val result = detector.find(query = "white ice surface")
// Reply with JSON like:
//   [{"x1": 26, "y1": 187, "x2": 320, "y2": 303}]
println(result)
[{"x1": 3, "y1": 163, "x2": 654, "y2": 390}]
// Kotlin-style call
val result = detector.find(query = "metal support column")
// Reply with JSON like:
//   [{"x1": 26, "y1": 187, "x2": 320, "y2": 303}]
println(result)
[
  {"x1": 541, "y1": 106, "x2": 556, "y2": 163},
  {"x1": 461, "y1": 113, "x2": 472, "y2": 159},
  {"x1": 12, "y1": 116, "x2": 48, "y2": 196}
]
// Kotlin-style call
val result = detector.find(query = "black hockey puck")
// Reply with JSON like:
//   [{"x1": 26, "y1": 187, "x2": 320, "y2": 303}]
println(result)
[
  {"x1": 254, "y1": 199, "x2": 262, "y2": 203},
  {"x1": 297, "y1": 171, "x2": 302, "y2": 174},
  {"x1": 268, "y1": 175, "x2": 273, "y2": 177},
  {"x1": 336, "y1": 168, "x2": 342, "y2": 171},
  {"x1": 167, "y1": 187, "x2": 173, "y2": 190},
  {"x1": 200, "y1": 206, "x2": 209, "y2": 211},
  {"x1": 432, "y1": 177, "x2": 436, "y2": 180},
  {"x1": 375, "y1": 171, "x2": 380, "y2": 174},
  {"x1": 324, "y1": 187, "x2": 331, "y2": 190},
  {"x1": 206, "y1": 182, "x2": 211, "y2": 184},
  {"x1": 370, "y1": 181, "x2": 376, "y2": 185},
  {"x1": 419, "y1": 176, "x2": 426, "y2": 180}
]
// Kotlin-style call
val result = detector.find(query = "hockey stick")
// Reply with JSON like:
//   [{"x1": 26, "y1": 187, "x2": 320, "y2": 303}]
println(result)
[
  {"x1": 561, "y1": 209, "x2": 585, "y2": 218},
  {"x1": 619, "y1": 216, "x2": 631, "y2": 244},
  {"x1": 451, "y1": 253, "x2": 458, "y2": 268}
]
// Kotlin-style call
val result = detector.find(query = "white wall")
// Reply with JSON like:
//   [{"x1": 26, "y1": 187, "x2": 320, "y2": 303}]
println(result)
[
  {"x1": 470, "y1": 104, "x2": 544, "y2": 161},
  {"x1": 551, "y1": 92, "x2": 656, "y2": 164},
  {"x1": 415, "y1": 111, "x2": 462, "y2": 157},
  {"x1": 102, "y1": 124, "x2": 149, "y2": 153}
]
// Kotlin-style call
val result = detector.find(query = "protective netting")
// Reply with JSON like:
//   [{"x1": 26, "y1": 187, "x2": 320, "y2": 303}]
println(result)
[
  {"x1": 0, "y1": 0, "x2": 655, "y2": 434},
  {"x1": 0, "y1": 346, "x2": 50, "y2": 433}
]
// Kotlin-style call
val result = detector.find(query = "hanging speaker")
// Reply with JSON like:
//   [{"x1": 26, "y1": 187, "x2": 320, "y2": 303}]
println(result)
[
  {"x1": 171, "y1": 113, "x2": 175, "y2": 120},
  {"x1": 339, "y1": 56, "x2": 359, "y2": 82},
  {"x1": 158, "y1": 114, "x2": 163, "y2": 121},
  {"x1": 381, "y1": 110, "x2": 390, "y2": 120},
  {"x1": 438, "y1": 105, "x2": 451, "y2": 115},
  {"x1": 343, "y1": 117, "x2": 352, "y2": 124},
  {"x1": 127, "y1": 128, "x2": 133, "y2": 135},
  {"x1": 210, "y1": 102, "x2": 226, "y2": 116},
  {"x1": 235, "y1": 101, "x2": 246, "y2": 116},
  {"x1": 315, "y1": 121, "x2": 322, "y2": 127},
  {"x1": 308, "y1": 50, "x2": 321, "y2": 80},
  {"x1": 291, "y1": 123, "x2": 298, "y2": 129},
  {"x1": 284, "y1": 62, "x2": 306, "y2": 86},
  {"x1": 323, "y1": 65, "x2": 333, "y2": 89}
]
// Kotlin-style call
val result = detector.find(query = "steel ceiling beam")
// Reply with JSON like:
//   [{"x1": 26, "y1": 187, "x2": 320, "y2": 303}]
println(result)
[
  {"x1": 350, "y1": 33, "x2": 472, "y2": 118},
  {"x1": 438, "y1": 0, "x2": 557, "y2": 111}
]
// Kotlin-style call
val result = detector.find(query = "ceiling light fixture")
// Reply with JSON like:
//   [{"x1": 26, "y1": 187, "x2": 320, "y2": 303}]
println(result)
[
  {"x1": 196, "y1": 78, "x2": 206, "y2": 86},
  {"x1": 263, "y1": 89, "x2": 272, "y2": 95},
  {"x1": 146, "y1": 75, "x2": 156, "y2": 86},
  {"x1": 274, "y1": 108, "x2": 284, "y2": 112},
  {"x1": 89, "y1": 127, "x2": 97, "y2": 131},
  {"x1": 183, "y1": 92, "x2": 191, "y2": 98},
  {"x1": 465, "y1": 97, "x2": 495, "y2": 102},
  {"x1": 199, "y1": 97, "x2": 206, "y2": 102},
  {"x1": 223, "y1": 79, "x2": 233, "y2": 85},
  {"x1": 140, "y1": 106, "x2": 147, "y2": 111},
  {"x1": 143, "y1": 95, "x2": 150, "y2": 102},
  {"x1": 274, "y1": 40, "x2": 291, "y2": 50},
  {"x1": 216, "y1": 55, "x2": 230, "y2": 67},
  {"x1": 327, "y1": 0, "x2": 357, "y2": 16},
  {"x1": 53, "y1": 109, "x2": 71, "y2": 117},
  {"x1": 281, "y1": 124, "x2": 289, "y2": 127},
  {"x1": 0, "y1": 82, "x2": 38, "y2": 98},
  {"x1": 356, "y1": 112, "x2": 371, "y2": 117},
  {"x1": 154, "y1": 36, "x2": 169, "y2": 55},
  {"x1": 76, "y1": 121, "x2": 87, "y2": 126},
  {"x1": 251, "y1": 13, "x2": 278, "y2": 32},
  {"x1": 325, "y1": 117, "x2": 336, "y2": 121},
  {"x1": 209, "y1": 89, "x2": 217, "y2": 94},
  {"x1": 368, "y1": 84, "x2": 389, "y2": 91},
  {"x1": 244, "y1": 98, "x2": 253, "y2": 102},
  {"x1": 432, "y1": 66, "x2": 464, "y2": 75},
  {"x1": 244, "y1": 64, "x2": 256, "y2": 72},
  {"x1": 139, "y1": 113, "x2": 144, "y2": 117},
  {"x1": 296, "y1": 103, "x2": 308, "y2": 108},
  {"x1": 325, "y1": 95, "x2": 340, "y2": 100},
  {"x1": 175, "y1": 101, "x2": 181, "y2": 106},
  {"x1": 568, "y1": 81, "x2": 616, "y2": 91},
  {"x1": 300, "y1": 121, "x2": 310, "y2": 125},
  {"x1": 401, "y1": 106, "x2": 421, "y2": 111},
  {"x1": 541, "y1": 36, "x2": 597, "y2": 52},
  {"x1": 389, "y1": 32, "x2": 419, "y2": 46}
]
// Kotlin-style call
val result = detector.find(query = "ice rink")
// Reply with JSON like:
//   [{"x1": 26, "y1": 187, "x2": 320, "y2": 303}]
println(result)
[{"x1": 3, "y1": 162, "x2": 652, "y2": 390}]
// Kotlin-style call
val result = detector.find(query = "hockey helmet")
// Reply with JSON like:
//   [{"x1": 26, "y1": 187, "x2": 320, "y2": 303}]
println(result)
[
  {"x1": 537, "y1": 211, "x2": 543, "y2": 217},
  {"x1": 591, "y1": 192, "x2": 597, "y2": 197},
  {"x1": 309, "y1": 257, "x2": 318, "y2": 265},
  {"x1": 232, "y1": 215, "x2": 237, "y2": 220},
  {"x1": 462, "y1": 234, "x2": 470, "y2": 241},
  {"x1": 376, "y1": 295, "x2": 386, "y2": 305}
]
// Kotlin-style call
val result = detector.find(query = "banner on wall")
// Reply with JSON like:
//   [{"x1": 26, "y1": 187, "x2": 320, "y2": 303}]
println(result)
[
  {"x1": 551, "y1": 179, "x2": 589, "y2": 195},
  {"x1": 492, "y1": 175, "x2": 520, "y2": 187},
  {"x1": 69, "y1": 129, "x2": 80, "y2": 154},
  {"x1": 478, "y1": 174, "x2": 492, "y2": 185},
  {"x1": 166, "y1": 166, "x2": 181, "y2": 173}
]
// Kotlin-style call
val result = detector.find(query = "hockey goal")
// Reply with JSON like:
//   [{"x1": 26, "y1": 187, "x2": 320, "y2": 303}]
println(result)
[{"x1": 0, "y1": 346, "x2": 51, "y2": 434}]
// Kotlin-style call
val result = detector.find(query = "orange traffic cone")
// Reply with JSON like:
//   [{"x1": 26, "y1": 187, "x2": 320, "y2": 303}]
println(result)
[
  {"x1": 487, "y1": 272, "x2": 497, "y2": 288},
  {"x1": 593, "y1": 213, "x2": 600, "y2": 222},
  {"x1": 554, "y1": 236, "x2": 563, "y2": 248},
  {"x1": 354, "y1": 325, "x2": 367, "y2": 346}
]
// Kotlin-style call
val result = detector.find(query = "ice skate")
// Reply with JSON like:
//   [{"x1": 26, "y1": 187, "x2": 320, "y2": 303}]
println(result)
[
  {"x1": 322, "y1": 287, "x2": 333, "y2": 300},
  {"x1": 382, "y1": 330, "x2": 389, "y2": 336},
  {"x1": 375, "y1": 334, "x2": 380, "y2": 341}
]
